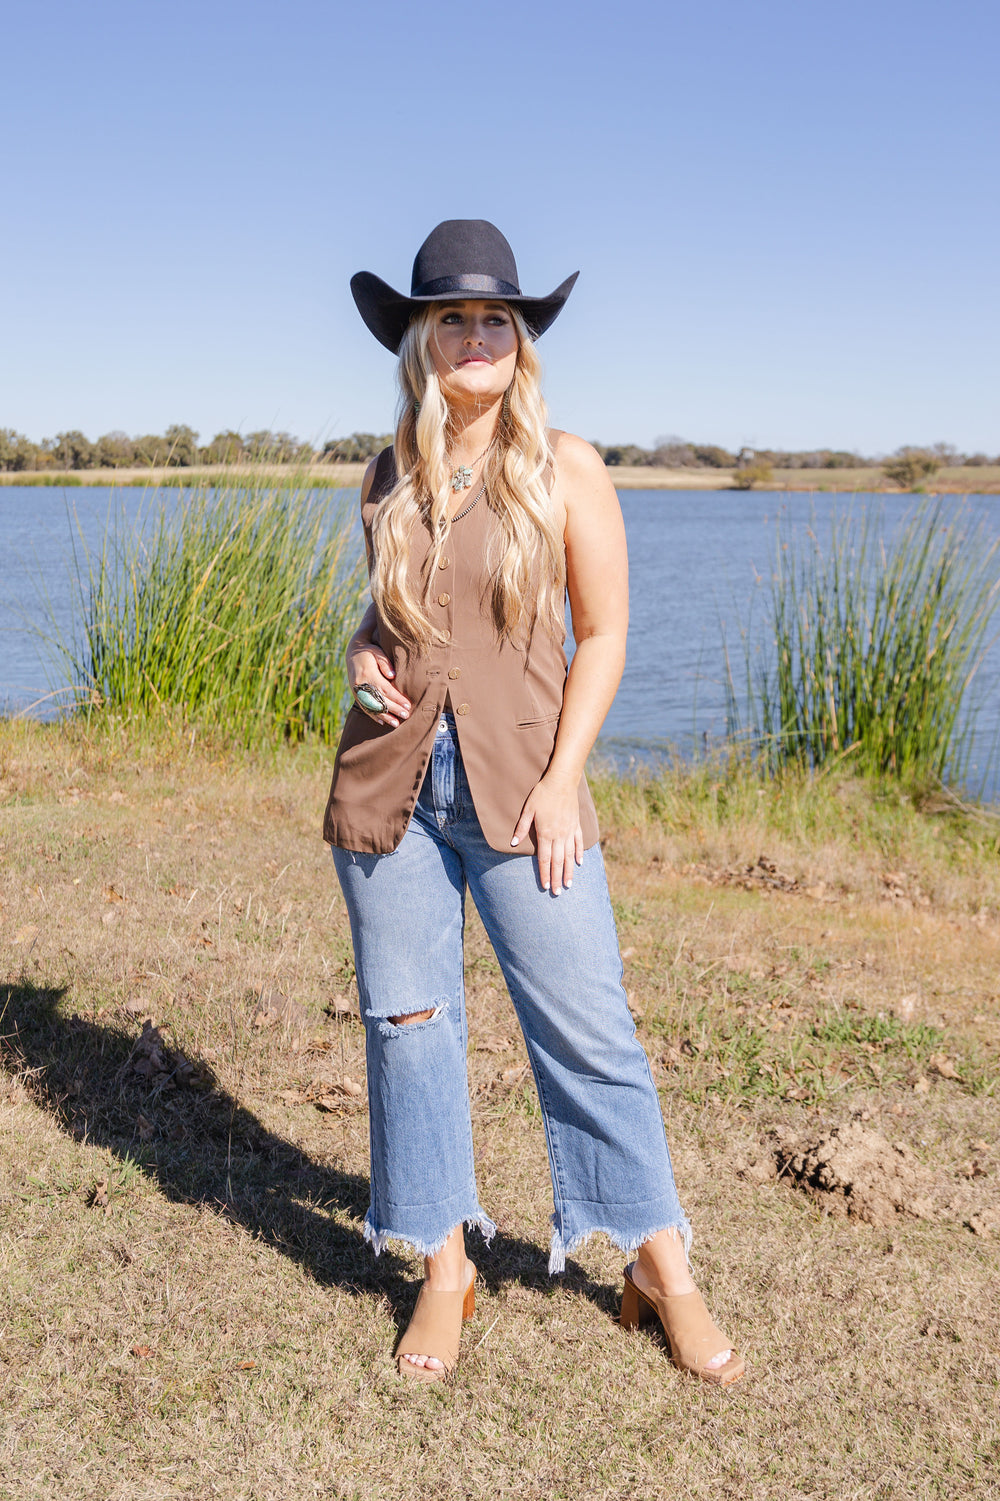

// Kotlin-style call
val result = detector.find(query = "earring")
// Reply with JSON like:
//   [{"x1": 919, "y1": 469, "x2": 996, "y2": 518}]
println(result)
[{"x1": 502, "y1": 387, "x2": 511, "y2": 422}]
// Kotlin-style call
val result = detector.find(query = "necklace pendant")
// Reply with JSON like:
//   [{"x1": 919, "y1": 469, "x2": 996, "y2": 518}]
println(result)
[{"x1": 451, "y1": 465, "x2": 474, "y2": 491}]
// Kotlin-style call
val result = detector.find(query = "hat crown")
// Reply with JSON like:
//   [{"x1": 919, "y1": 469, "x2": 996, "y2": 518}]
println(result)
[{"x1": 410, "y1": 219, "x2": 521, "y2": 298}]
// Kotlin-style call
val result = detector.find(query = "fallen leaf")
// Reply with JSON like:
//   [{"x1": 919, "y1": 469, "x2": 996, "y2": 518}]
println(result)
[
  {"x1": 131, "y1": 1344, "x2": 154, "y2": 1359},
  {"x1": 475, "y1": 1034, "x2": 509, "y2": 1054},
  {"x1": 278, "y1": 1089, "x2": 305, "y2": 1106},
  {"x1": 236, "y1": 1359, "x2": 256, "y2": 1369},
  {"x1": 90, "y1": 1178, "x2": 110, "y2": 1209},
  {"x1": 326, "y1": 997, "x2": 354, "y2": 1020},
  {"x1": 912, "y1": 1075, "x2": 930, "y2": 1095},
  {"x1": 135, "y1": 1114, "x2": 154, "y2": 1142},
  {"x1": 103, "y1": 886, "x2": 126, "y2": 903},
  {"x1": 928, "y1": 1052, "x2": 960, "y2": 1081},
  {"x1": 501, "y1": 1065, "x2": 529, "y2": 1085}
]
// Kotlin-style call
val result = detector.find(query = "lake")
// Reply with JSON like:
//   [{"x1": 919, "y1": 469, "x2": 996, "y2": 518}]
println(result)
[{"x1": 2, "y1": 484, "x2": 998, "y2": 801}]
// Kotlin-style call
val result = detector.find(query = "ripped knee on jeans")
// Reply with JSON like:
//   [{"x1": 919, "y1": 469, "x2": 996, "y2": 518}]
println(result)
[{"x1": 388, "y1": 1008, "x2": 437, "y2": 1025}]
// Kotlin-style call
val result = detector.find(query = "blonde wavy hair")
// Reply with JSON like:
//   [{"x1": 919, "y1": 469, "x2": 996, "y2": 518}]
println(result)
[{"x1": 369, "y1": 305, "x2": 565, "y2": 651}]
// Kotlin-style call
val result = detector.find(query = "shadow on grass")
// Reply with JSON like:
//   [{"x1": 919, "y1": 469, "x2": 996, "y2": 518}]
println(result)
[{"x1": 0, "y1": 977, "x2": 616, "y2": 1325}]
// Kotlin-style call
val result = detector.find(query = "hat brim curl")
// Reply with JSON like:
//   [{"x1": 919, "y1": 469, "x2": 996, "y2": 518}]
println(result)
[{"x1": 350, "y1": 271, "x2": 579, "y2": 354}]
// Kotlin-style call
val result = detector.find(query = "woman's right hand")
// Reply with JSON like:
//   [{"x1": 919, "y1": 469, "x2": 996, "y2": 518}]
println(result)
[{"x1": 347, "y1": 636, "x2": 411, "y2": 729}]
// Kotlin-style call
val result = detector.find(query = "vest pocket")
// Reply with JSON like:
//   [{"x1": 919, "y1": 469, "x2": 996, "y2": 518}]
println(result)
[{"x1": 516, "y1": 709, "x2": 562, "y2": 729}]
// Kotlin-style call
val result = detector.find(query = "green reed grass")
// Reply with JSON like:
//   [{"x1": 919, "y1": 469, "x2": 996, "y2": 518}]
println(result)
[
  {"x1": 60, "y1": 470, "x2": 367, "y2": 746},
  {"x1": 727, "y1": 501, "x2": 1000, "y2": 787},
  {"x1": 0, "y1": 473, "x2": 82, "y2": 486},
  {"x1": 152, "y1": 469, "x2": 351, "y2": 489}
]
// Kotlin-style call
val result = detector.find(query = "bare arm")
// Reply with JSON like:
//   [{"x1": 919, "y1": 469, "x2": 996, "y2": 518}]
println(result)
[
  {"x1": 510, "y1": 432, "x2": 628, "y2": 892},
  {"x1": 344, "y1": 458, "x2": 412, "y2": 728}
]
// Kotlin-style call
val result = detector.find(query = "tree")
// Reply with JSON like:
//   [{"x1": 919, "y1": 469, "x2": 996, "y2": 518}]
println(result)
[
  {"x1": 201, "y1": 430, "x2": 246, "y2": 465},
  {"x1": 163, "y1": 424, "x2": 199, "y2": 467},
  {"x1": 692, "y1": 444, "x2": 736, "y2": 468},
  {"x1": 320, "y1": 433, "x2": 393, "y2": 463},
  {"x1": 95, "y1": 430, "x2": 137, "y2": 468},
  {"x1": 52, "y1": 430, "x2": 95, "y2": 469},
  {"x1": 133, "y1": 434, "x2": 168, "y2": 466},
  {"x1": 650, "y1": 441, "x2": 696, "y2": 468},
  {"x1": 883, "y1": 448, "x2": 938, "y2": 490},
  {"x1": 0, "y1": 428, "x2": 41, "y2": 471},
  {"x1": 732, "y1": 448, "x2": 773, "y2": 490},
  {"x1": 602, "y1": 444, "x2": 651, "y2": 467}
]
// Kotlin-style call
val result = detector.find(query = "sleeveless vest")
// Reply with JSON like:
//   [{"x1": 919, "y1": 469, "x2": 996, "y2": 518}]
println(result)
[{"x1": 322, "y1": 449, "x2": 600, "y2": 856}]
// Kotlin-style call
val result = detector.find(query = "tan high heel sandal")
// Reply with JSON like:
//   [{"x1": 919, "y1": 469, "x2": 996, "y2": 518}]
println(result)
[
  {"x1": 395, "y1": 1262, "x2": 477, "y2": 1383},
  {"x1": 620, "y1": 1262, "x2": 745, "y2": 1386}
]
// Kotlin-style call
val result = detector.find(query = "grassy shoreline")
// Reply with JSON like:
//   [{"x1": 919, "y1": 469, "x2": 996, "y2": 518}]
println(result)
[
  {"x1": 2, "y1": 717, "x2": 999, "y2": 1498},
  {"x1": 3, "y1": 462, "x2": 1000, "y2": 492}
]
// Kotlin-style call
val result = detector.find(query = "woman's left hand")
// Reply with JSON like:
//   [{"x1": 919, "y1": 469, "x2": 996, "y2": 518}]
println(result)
[{"x1": 511, "y1": 775, "x2": 584, "y2": 894}]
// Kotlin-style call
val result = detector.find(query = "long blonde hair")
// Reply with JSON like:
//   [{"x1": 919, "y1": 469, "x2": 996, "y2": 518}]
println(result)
[{"x1": 369, "y1": 305, "x2": 565, "y2": 651}]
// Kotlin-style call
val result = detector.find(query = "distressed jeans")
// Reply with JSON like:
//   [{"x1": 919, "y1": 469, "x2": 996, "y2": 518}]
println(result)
[{"x1": 332, "y1": 712, "x2": 691, "y2": 1272}]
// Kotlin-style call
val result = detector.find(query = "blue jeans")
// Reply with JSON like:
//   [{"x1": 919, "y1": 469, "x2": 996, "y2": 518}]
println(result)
[{"x1": 332, "y1": 712, "x2": 691, "y2": 1273}]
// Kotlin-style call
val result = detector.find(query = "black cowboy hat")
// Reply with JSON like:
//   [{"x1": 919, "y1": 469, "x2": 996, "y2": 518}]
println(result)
[{"x1": 351, "y1": 219, "x2": 579, "y2": 354}]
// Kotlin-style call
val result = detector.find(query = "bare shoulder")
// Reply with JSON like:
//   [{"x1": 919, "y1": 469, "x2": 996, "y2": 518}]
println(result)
[
  {"x1": 548, "y1": 429, "x2": 612, "y2": 487},
  {"x1": 548, "y1": 429, "x2": 621, "y2": 527}
]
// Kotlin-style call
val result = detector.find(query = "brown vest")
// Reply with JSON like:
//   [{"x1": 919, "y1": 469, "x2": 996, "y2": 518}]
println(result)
[{"x1": 322, "y1": 449, "x2": 600, "y2": 855}]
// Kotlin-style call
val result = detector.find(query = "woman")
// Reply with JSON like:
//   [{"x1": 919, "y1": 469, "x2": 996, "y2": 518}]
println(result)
[{"x1": 323, "y1": 220, "x2": 743, "y2": 1387}]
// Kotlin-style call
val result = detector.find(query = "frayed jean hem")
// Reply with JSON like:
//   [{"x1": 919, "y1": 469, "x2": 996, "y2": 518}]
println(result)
[
  {"x1": 548, "y1": 1215, "x2": 693, "y2": 1275},
  {"x1": 363, "y1": 1208, "x2": 497, "y2": 1260}
]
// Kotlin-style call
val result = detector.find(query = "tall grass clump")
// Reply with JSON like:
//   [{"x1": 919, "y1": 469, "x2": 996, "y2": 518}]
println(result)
[
  {"x1": 61, "y1": 471, "x2": 368, "y2": 746},
  {"x1": 728, "y1": 501, "x2": 1000, "y2": 787}
]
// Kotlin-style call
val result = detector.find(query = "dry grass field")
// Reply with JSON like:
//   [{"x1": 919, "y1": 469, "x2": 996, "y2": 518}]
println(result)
[
  {"x1": 604, "y1": 465, "x2": 1000, "y2": 493},
  {"x1": 2, "y1": 719, "x2": 998, "y2": 1500},
  {"x1": 3, "y1": 463, "x2": 999, "y2": 493}
]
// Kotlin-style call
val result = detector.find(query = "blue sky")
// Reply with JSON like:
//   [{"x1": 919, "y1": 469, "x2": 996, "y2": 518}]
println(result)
[{"x1": 2, "y1": 0, "x2": 997, "y2": 455}]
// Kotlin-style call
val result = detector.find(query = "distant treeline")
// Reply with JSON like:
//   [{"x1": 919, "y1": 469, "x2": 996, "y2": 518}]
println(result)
[
  {"x1": 592, "y1": 439, "x2": 999, "y2": 470},
  {"x1": 1, "y1": 425, "x2": 997, "y2": 475}
]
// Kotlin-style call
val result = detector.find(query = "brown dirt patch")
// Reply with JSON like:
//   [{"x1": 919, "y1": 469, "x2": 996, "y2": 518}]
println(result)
[{"x1": 774, "y1": 1121, "x2": 939, "y2": 1226}]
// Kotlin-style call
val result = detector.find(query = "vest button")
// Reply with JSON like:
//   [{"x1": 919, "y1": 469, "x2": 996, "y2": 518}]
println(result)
[
  {"x1": 440, "y1": 629, "x2": 451, "y2": 641},
  {"x1": 456, "y1": 702, "x2": 469, "y2": 715},
  {"x1": 438, "y1": 556, "x2": 450, "y2": 570},
  {"x1": 448, "y1": 667, "x2": 461, "y2": 680},
  {"x1": 437, "y1": 592, "x2": 451, "y2": 607}
]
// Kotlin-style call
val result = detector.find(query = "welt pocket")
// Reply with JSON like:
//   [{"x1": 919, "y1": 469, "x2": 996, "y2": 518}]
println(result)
[{"x1": 516, "y1": 710, "x2": 561, "y2": 729}]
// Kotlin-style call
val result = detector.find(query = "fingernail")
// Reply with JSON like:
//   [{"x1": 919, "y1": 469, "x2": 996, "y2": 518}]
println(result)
[
  {"x1": 565, "y1": 880, "x2": 572, "y2": 889},
  {"x1": 510, "y1": 837, "x2": 519, "y2": 847}
]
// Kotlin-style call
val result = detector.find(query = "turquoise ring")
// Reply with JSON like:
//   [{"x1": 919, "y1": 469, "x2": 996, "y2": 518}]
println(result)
[{"x1": 354, "y1": 682, "x2": 388, "y2": 716}]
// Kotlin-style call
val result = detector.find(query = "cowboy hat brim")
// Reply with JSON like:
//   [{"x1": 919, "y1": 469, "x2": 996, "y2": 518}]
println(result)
[{"x1": 350, "y1": 270, "x2": 580, "y2": 354}]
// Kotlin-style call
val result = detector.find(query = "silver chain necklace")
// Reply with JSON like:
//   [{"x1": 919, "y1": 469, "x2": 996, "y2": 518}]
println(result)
[{"x1": 452, "y1": 482, "x2": 485, "y2": 522}]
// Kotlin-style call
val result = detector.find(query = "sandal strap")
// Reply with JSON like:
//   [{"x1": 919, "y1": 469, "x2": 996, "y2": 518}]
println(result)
[{"x1": 397, "y1": 1286, "x2": 466, "y2": 1370}]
